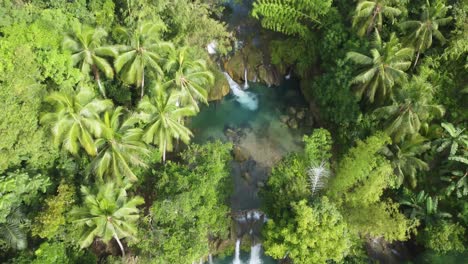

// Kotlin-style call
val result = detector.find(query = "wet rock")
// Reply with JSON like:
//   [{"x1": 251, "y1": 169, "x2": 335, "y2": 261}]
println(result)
[
  {"x1": 225, "y1": 128, "x2": 237, "y2": 141},
  {"x1": 287, "y1": 107, "x2": 297, "y2": 115},
  {"x1": 279, "y1": 115, "x2": 289, "y2": 124},
  {"x1": 305, "y1": 115, "x2": 315, "y2": 127},
  {"x1": 208, "y1": 64, "x2": 230, "y2": 101},
  {"x1": 233, "y1": 145, "x2": 249, "y2": 162},
  {"x1": 296, "y1": 109, "x2": 306, "y2": 120},
  {"x1": 287, "y1": 118, "x2": 298, "y2": 129},
  {"x1": 242, "y1": 172, "x2": 252, "y2": 182},
  {"x1": 244, "y1": 158, "x2": 257, "y2": 172},
  {"x1": 256, "y1": 181, "x2": 265, "y2": 188},
  {"x1": 257, "y1": 65, "x2": 277, "y2": 86}
]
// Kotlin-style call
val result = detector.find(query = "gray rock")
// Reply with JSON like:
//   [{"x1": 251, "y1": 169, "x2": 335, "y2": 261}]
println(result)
[
  {"x1": 242, "y1": 172, "x2": 252, "y2": 182},
  {"x1": 279, "y1": 115, "x2": 289, "y2": 124},
  {"x1": 233, "y1": 145, "x2": 249, "y2": 162},
  {"x1": 296, "y1": 109, "x2": 306, "y2": 120},
  {"x1": 256, "y1": 181, "x2": 265, "y2": 188},
  {"x1": 287, "y1": 118, "x2": 298, "y2": 129},
  {"x1": 287, "y1": 107, "x2": 297, "y2": 115}
]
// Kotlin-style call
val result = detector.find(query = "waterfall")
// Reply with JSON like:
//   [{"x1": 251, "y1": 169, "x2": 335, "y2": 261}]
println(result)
[
  {"x1": 249, "y1": 244, "x2": 262, "y2": 264},
  {"x1": 223, "y1": 72, "x2": 258, "y2": 111},
  {"x1": 233, "y1": 239, "x2": 242, "y2": 264},
  {"x1": 209, "y1": 254, "x2": 213, "y2": 264},
  {"x1": 207, "y1": 41, "x2": 217, "y2": 54},
  {"x1": 244, "y1": 68, "x2": 249, "y2": 89}
]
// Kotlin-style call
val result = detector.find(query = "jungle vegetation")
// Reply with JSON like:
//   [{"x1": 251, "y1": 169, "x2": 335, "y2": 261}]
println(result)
[{"x1": 0, "y1": 0, "x2": 466, "y2": 263}]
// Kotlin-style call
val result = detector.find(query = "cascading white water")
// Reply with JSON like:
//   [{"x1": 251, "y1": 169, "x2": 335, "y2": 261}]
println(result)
[
  {"x1": 223, "y1": 72, "x2": 258, "y2": 111},
  {"x1": 244, "y1": 68, "x2": 249, "y2": 89},
  {"x1": 233, "y1": 239, "x2": 242, "y2": 264},
  {"x1": 249, "y1": 244, "x2": 263, "y2": 264},
  {"x1": 209, "y1": 254, "x2": 213, "y2": 264},
  {"x1": 207, "y1": 41, "x2": 217, "y2": 54}
]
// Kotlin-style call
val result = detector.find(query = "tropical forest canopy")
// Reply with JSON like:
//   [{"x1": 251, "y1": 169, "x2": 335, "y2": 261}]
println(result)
[{"x1": 0, "y1": 0, "x2": 466, "y2": 263}]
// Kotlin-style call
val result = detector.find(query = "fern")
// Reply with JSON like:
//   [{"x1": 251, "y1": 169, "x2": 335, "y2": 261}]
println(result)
[
  {"x1": 307, "y1": 161, "x2": 330, "y2": 195},
  {"x1": 0, "y1": 209, "x2": 27, "y2": 250},
  {"x1": 252, "y1": 0, "x2": 332, "y2": 37}
]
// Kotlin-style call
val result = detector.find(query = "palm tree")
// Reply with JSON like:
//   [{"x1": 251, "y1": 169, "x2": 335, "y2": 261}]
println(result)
[
  {"x1": 382, "y1": 134, "x2": 430, "y2": 188},
  {"x1": 400, "y1": 0, "x2": 452, "y2": 66},
  {"x1": 164, "y1": 47, "x2": 214, "y2": 111},
  {"x1": 63, "y1": 23, "x2": 118, "y2": 97},
  {"x1": 346, "y1": 31, "x2": 413, "y2": 103},
  {"x1": 435, "y1": 122, "x2": 467, "y2": 156},
  {"x1": 70, "y1": 183, "x2": 144, "y2": 257},
  {"x1": 114, "y1": 22, "x2": 170, "y2": 98},
  {"x1": 138, "y1": 82, "x2": 196, "y2": 162},
  {"x1": 352, "y1": 0, "x2": 402, "y2": 36},
  {"x1": 41, "y1": 86, "x2": 113, "y2": 156},
  {"x1": 88, "y1": 107, "x2": 150, "y2": 183},
  {"x1": 400, "y1": 189, "x2": 452, "y2": 225},
  {"x1": 374, "y1": 76, "x2": 445, "y2": 142}
]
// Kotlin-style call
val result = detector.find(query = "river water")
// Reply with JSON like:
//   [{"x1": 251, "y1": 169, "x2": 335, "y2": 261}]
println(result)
[{"x1": 190, "y1": 77, "x2": 308, "y2": 263}]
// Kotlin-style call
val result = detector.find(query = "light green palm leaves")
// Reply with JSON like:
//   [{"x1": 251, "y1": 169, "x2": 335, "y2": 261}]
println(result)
[
  {"x1": 89, "y1": 107, "x2": 150, "y2": 183},
  {"x1": 115, "y1": 22, "x2": 170, "y2": 97},
  {"x1": 63, "y1": 23, "x2": 118, "y2": 97},
  {"x1": 400, "y1": 0, "x2": 452, "y2": 66},
  {"x1": 41, "y1": 86, "x2": 113, "y2": 156},
  {"x1": 374, "y1": 76, "x2": 445, "y2": 142},
  {"x1": 347, "y1": 31, "x2": 414, "y2": 103},
  {"x1": 138, "y1": 83, "x2": 196, "y2": 162},
  {"x1": 70, "y1": 183, "x2": 144, "y2": 256},
  {"x1": 164, "y1": 47, "x2": 214, "y2": 111},
  {"x1": 353, "y1": 0, "x2": 402, "y2": 36}
]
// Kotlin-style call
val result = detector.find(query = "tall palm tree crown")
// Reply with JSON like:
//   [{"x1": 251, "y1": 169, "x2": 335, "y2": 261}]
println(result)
[
  {"x1": 89, "y1": 107, "x2": 150, "y2": 184},
  {"x1": 63, "y1": 23, "x2": 118, "y2": 97},
  {"x1": 353, "y1": 0, "x2": 402, "y2": 36},
  {"x1": 164, "y1": 47, "x2": 214, "y2": 111},
  {"x1": 347, "y1": 31, "x2": 414, "y2": 103},
  {"x1": 41, "y1": 86, "x2": 113, "y2": 156},
  {"x1": 70, "y1": 183, "x2": 144, "y2": 257},
  {"x1": 114, "y1": 22, "x2": 170, "y2": 98},
  {"x1": 374, "y1": 76, "x2": 445, "y2": 142},
  {"x1": 138, "y1": 82, "x2": 196, "y2": 162},
  {"x1": 400, "y1": 0, "x2": 452, "y2": 66}
]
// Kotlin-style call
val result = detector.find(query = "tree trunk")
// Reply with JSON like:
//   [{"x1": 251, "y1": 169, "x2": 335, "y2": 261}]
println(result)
[
  {"x1": 113, "y1": 233, "x2": 125, "y2": 258},
  {"x1": 92, "y1": 64, "x2": 106, "y2": 98},
  {"x1": 141, "y1": 70, "x2": 145, "y2": 98},
  {"x1": 367, "y1": 6, "x2": 380, "y2": 35},
  {"x1": 162, "y1": 140, "x2": 166, "y2": 163}
]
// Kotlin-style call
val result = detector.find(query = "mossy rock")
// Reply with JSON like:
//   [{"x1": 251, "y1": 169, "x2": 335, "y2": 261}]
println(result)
[{"x1": 208, "y1": 66, "x2": 230, "y2": 101}]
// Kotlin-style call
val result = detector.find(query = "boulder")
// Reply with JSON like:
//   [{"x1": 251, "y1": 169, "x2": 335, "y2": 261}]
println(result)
[
  {"x1": 256, "y1": 181, "x2": 265, "y2": 188},
  {"x1": 233, "y1": 145, "x2": 249, "y2": 162},
  {"x1": 296, "y1": 109, "x2": 306, "y2": 120},
  {"x1": 287, "y1": 107, "x2": 297, "y2": 115},
  {"x1": 225, "y1": 128, "x2": 237, "y2": 141},
  {"x1": 287, "y1": 118, "x2": 298, "y2": 129},
  {"x1": 242, "y1": 172, "x2": 252, "y2": 183},
  {"x1": 208, "y1": 65, "x2": 230, "y2": 101},
  {"x1": 224, "y1": 52, "x2": 244, "y2": 82},
  {"x1": 279, "y1": 115, "x2": 289, "y2": 124}
]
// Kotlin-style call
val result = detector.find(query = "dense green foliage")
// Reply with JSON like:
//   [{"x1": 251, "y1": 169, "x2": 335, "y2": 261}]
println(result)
[
  {"x1": 253, "y1": 0, "x2": 467, "y2": 261},
  {"x1": 0, "y1": 0, "x2": 466, "y2": 262},
  {"x1": 135, "y1": 141, "x2": 232, "y2": 263},
  {"x1": 263, "y1": 198, "x2": 351, "y2": 264}
]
